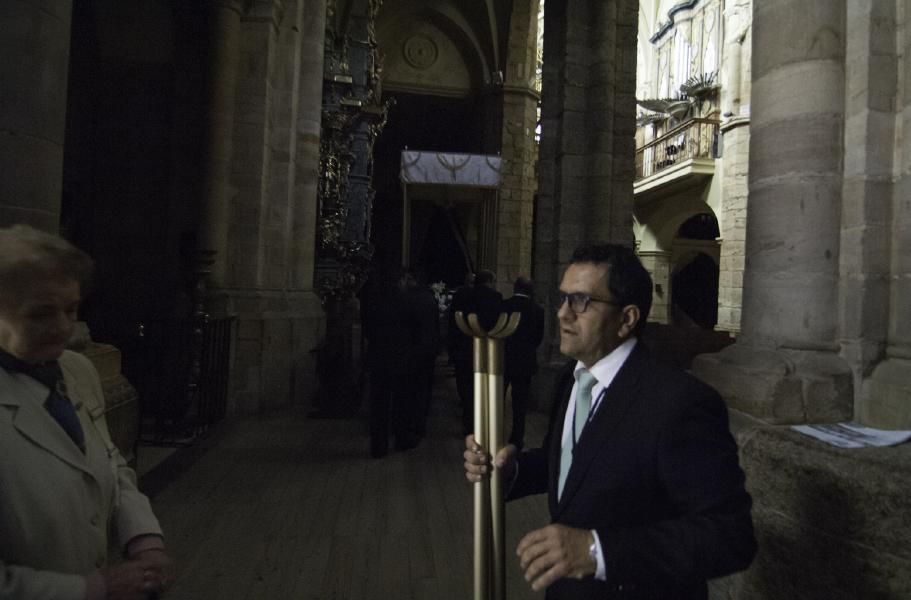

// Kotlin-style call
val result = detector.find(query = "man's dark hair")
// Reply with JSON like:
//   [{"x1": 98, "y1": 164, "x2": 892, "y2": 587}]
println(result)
[
  {"x1": 513, "y1": 276, "x2": 534, "y2": 296},
  {"x1": 570, "y1": 244, "x2": 653, "y2": 336},
  {"x1": 475, "y1": 269, "x2": 496, "y2": 286}
]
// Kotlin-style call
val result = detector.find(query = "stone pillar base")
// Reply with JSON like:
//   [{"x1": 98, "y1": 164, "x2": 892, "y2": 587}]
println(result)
[
  {"x1": 83, "y1": 342, "x2": 140, "y2": 464},
  {"x1": 225, "y1": 289, "x2": 325, "y2": 415},
  {"x1": 692, "y1": 344, "x2": 852, "y2": 424},
  {"x1": 862, "y1": 358, "x2": 911, "y2": 429},
  {"x1": 728, "y1": 426, "x2": 911, "y2": 600}
]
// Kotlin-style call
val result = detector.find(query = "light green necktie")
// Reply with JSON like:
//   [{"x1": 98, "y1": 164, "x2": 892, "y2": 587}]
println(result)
[{"x1": 558, "y1": 369, "x2": 597, "y2": 499}]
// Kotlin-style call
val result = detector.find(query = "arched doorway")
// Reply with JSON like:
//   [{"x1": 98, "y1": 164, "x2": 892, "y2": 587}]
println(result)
[
  {"x1": 670, "y1": 213, "x2": 720, "y2": 329},
  {"x1": 672, "y1": 253, "x2": 719, "y2": 329},
  {"x1": 415, "y1": 203, "x2": 473, "y2": 287}
]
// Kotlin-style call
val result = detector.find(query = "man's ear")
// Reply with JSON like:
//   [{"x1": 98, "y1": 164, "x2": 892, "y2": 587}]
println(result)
[{"x1": 618, "y1": 305, "x2": 641, "y2": 338}]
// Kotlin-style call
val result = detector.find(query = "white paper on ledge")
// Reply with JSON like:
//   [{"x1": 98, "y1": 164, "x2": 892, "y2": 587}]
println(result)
[{"x1": 791, "y1": 422, "x2": 911, "y2": 449}]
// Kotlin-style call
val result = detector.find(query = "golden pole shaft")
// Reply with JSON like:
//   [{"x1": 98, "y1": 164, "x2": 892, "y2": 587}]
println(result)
[
  {"x1": 455, "y1": 310, "x2": 520, "y2": 600},
  {"x1": 487, "y1": 337, "x2": 505, "y2": 600},
  {"x1": 473, "y1": 336, "x2": 490, "y2": 600}
]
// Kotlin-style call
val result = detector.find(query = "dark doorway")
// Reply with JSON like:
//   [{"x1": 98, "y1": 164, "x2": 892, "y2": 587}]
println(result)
[
  {"x1": 370, "y1": 91, "x2": 500, "y2": 273},
  {"x1": 671, "y1": 253, "x2": 719, "y2": 329},
  {"x1": 415, "y1": 204, "x2": 473, "y2": 287}
]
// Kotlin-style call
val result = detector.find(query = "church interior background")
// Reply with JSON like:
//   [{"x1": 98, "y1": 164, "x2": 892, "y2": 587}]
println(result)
[{"x1": 2, "y1": 0, "x2": 910, "y2": 597}]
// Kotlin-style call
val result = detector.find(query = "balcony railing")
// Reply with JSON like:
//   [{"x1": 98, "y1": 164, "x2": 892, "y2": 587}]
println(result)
[{"x1": 635, "y1": 118, "x2": 720, "y2": 180}]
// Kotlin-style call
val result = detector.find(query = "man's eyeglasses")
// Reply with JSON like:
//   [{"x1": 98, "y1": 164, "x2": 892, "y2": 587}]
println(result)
[{"x1": 558, "y1": 292, "x2": 621, "y2": 314}]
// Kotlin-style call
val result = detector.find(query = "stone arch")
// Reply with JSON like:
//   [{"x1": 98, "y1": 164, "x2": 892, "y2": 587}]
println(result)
[
  {"x1": 635, "y1": 198, "x2": 719, "y2": 325},
  {"x1": 670, "y1": 252, "x2": 719, "y2": 329},
  {"x1": 668, "y1": 212, "x2": 720, "y2": 329},
  {"x1": 636, "y1": 195, "x2": 716, "y2": 253},
  {"x1": 377, "y1": 2, "x2": 494, "y2": 97}
]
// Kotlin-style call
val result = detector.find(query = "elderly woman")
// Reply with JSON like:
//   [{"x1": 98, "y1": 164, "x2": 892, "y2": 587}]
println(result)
[{"x1": 0, "y1": 225, "x2": 172, "y2": 600}]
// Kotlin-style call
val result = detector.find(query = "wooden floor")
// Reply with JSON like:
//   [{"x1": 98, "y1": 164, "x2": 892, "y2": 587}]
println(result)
[{"x1": 146, "y1": 367, "x2": 550, "y2": 600}]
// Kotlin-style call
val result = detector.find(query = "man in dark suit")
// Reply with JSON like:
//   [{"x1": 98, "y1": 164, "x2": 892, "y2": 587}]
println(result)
[
  {"x1": 503, "y1": 276, "x2": 545, "y2": 450},
  {"x1": 448, "y1": 269, "x2": 503, "y2": 435},
  {"x1": 363, "y1": 268, "x2": 421, "y2": 456},
  {"x1": 401, "y1": 269, "x2": 440, "y2": 437},
  {"x1": 464, "y1": 244, "x2": 755, "y2": 599}
]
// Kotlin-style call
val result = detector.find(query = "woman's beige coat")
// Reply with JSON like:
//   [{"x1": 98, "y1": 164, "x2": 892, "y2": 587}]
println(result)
[{"x1": 0, "y1": 350, "x2": 162, "y2": 600}]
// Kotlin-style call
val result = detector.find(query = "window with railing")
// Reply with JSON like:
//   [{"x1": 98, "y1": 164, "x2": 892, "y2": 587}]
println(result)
[{"x1": 635, "y1": 117, "x2": 719, "y2": 181}]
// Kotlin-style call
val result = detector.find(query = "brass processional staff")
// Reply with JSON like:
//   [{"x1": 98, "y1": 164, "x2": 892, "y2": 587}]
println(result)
[{"x1": 454, "y1": 310, "x2": 521, "y2": 600}]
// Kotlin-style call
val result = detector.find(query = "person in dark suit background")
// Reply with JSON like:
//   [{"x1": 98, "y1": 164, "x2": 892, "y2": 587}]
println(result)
[
  {"x1": 400, "y1": 269, "x2": 440, "y2": 437},
  {"x1": 447, "y1": 269, "x2": 503, "y2": 436},
  {"x1": 463, "y1": 244, "x2": 755, "y2": 599},
  {"x1": 502, "y1": 276, "x2": 545, "y2": 450},
  {"x1": 363, "y1": 267, "x2": 422, "y2": 457}
]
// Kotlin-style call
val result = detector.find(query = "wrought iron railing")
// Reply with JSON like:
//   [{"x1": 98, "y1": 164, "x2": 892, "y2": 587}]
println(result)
[
  {"x1": 635, "y1": 118, "x2": 720, "y2": 180},
  {"x1": 135, "y1": 316, "x2": 234, "y2": 445}
]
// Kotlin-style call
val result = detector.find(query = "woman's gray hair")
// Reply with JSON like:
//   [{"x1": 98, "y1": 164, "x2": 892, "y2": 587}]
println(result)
[{"x1": 0, "y1": 224, "x2": 93, "y2": 305}]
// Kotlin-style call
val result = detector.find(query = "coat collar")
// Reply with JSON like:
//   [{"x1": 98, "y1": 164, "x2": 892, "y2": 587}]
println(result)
[
  {"x1": 0, "y1": 365, "x2": 95, "y2": 476},
  {"x1": 549, "y1": 342, "x2": 649, "y2": 516}
]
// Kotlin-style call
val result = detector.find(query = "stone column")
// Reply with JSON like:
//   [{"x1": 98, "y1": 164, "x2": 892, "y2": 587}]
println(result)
[
  {"x1": 716, "y1": 117, "x2": 749, "y2": 334},
  {"x1": 0, "y1": 0, "x2": 72, "y2": 230},
  {"x1": 198, "y1": 0, "x2": 245, "y2": 292},
  {"x1": 865, "y1": 0, "x2": 911, "y2": 428},
  {"x1": 497, "y1": 0, "x2": 539, "y2": 285},
  {"x1": 534, "y1": 0, "x2": 638, "y2": 364},
  {"x1": 716, "y1": 2, "x2": 751, "y2": 334},
  {"x1": 638, "y1": 250, "x2": 671, "y2": 323},
  {"x1": 693, "y1": 0, "x2": 853, "y2": 423},
  {"x1": 290, "y1": 0, "x2": 325, "y2": 291},
  {"x1": 226, "y1": 0, "x2": 278, "y2": 291}
]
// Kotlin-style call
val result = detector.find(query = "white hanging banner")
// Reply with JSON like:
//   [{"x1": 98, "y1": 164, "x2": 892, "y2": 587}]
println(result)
[{"x1": 400, "y1": 150, "x2": 502, "y2": 188}]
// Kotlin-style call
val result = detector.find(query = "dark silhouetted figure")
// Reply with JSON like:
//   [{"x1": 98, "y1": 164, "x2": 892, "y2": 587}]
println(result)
[
  {"x1": 362, "y1": 268, "x2": 421, "y2": 457},
  {"x1": 503, "y1": 276, "x2": 545, "y2": 450},
  {"x1": 401, "y1": 270, "x2": 440, "y2": 437}
]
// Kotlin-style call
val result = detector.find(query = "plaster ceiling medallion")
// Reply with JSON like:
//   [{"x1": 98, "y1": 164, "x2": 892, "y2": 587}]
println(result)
[{"x1": 403, "y1": 35, "x2": 439, "y2": 70}]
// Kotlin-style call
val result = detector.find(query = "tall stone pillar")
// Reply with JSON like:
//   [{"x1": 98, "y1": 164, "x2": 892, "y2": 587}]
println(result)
[
  {"x1": 198, "y1": 0, "x2": 245, "y2": 293},
  {"x1": 497, "y1": 0, "x2": 539, "y2": 285},
  {"x1": 638, "y1": 250, "x2": 671, "y2": 323},
  {"x1": 534, "y1": 0, "x2": 638, "y2": 362},
  {"x1": 0, "y1": 0, "x2": 72, "y2": 230},
  {"x1": 864, "y1": 0, "x2": 911, "y2": 428},
  {"x1": 716, "y1": 2, "x2": 751, "y2": 334},
  {"x1": 290, "y1": 0, "x2": 325, "y2": 291},
  {"x1": 693, "y1": 0, "x2": 853, "y2": 423}
]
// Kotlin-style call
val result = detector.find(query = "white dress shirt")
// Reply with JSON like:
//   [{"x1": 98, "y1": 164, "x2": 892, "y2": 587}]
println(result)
[{"x1": 560, "y1": 337, "x2": 637, "y2": 580}]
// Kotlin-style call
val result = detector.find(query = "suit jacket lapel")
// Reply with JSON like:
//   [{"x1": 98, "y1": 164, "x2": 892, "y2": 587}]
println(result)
[
  {"x1": 0, "y1": 368, "x2": 94, "y2": 475},
  {"x1": 553, "y1": 343, "x2": 648, "y2": 516}
]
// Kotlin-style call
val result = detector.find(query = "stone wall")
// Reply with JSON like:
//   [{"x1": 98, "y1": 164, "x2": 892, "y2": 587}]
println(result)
[
  {"x1": 693, "y1": 1, "x2": 911, "y2": 598},
  {"x1": 719, "y1": 425, "x2": 911, "y2": 600},
  {"x1": 0, "y1": 0, "x2": 72, "y2": 230},
  {"x1": 857, "y1": 0, "x2": 911, "y2": 429},
  {"x1": 207, "y1": 0, "x2": 327, "y2": 414},
  {"x1": 496, "y1": 0, "x2": 540, "y2": 286},
  {"x1": 693, "y1": 0, "x2": 855, "y2": 425},
  {"x1": 534, "y1": 0, "x2": 638, "y2": 363},
  {"x1": 715, "y1": 0, "x2": 752, "y2": 334}
]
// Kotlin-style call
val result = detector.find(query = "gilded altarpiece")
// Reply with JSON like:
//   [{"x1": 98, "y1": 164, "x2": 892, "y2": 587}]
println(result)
[
  {"x1": 312, "y1": 0, "x2": 388, "y2": 412},
  {"x1": 316, "y1": 0, "x2": 387, "y2": 303}
]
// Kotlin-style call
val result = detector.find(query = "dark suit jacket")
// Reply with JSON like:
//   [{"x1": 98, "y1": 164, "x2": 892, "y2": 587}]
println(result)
[
  {"x1": 405, "y1": 284, "x2": 440, "y2": 360},
  {"x1": 362, "y1": 281, "x2": 418, "y2": 376},
  {"x1": 510, "y1": 343, "x2": 756, "y2": 600},
  {"x1": 503, "y1": 294, "x2": 545, "y2": 378}
]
